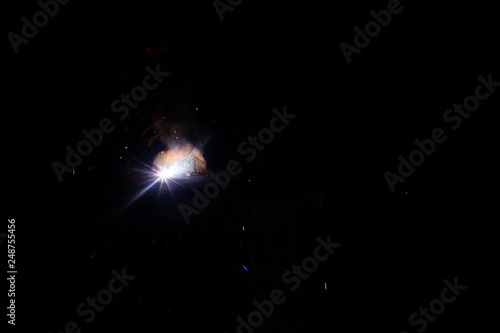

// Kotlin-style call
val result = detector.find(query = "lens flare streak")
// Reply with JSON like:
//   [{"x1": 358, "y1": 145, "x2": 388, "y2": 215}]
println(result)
[{"x1": 116, "y1": 143, "x2": 207, "y2": 217}]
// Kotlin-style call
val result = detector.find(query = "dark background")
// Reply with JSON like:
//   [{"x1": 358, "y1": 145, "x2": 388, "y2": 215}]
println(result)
[{"x1": 3, "y1": 0, "x2": 498, "y2": 332}]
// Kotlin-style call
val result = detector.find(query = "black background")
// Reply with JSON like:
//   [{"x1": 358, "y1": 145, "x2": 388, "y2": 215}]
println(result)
[{"x1": 3, "y1": 0, "x2": 499, "y2": 332}]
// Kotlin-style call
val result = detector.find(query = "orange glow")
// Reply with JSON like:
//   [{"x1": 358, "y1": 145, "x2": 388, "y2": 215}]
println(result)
[{"x1": 153, "y1": 143, "x2": 207, "y2": 177}]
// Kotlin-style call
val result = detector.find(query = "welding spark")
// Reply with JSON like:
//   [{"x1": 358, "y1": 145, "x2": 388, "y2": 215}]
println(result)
[
  {"x1": 157, "y1": 165, "x2": 177, "y2": 180},
  {"x1": 115, "y1": 143, "x2": 207, "y2": 217},
  {"x1": 153, "y1": 143, "x2": 206, "y2": 182}
]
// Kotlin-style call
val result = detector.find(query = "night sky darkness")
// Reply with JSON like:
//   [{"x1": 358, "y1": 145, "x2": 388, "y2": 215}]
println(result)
[{"x1": 3, "y1": 1, "x2": 499, "y2": 332}]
